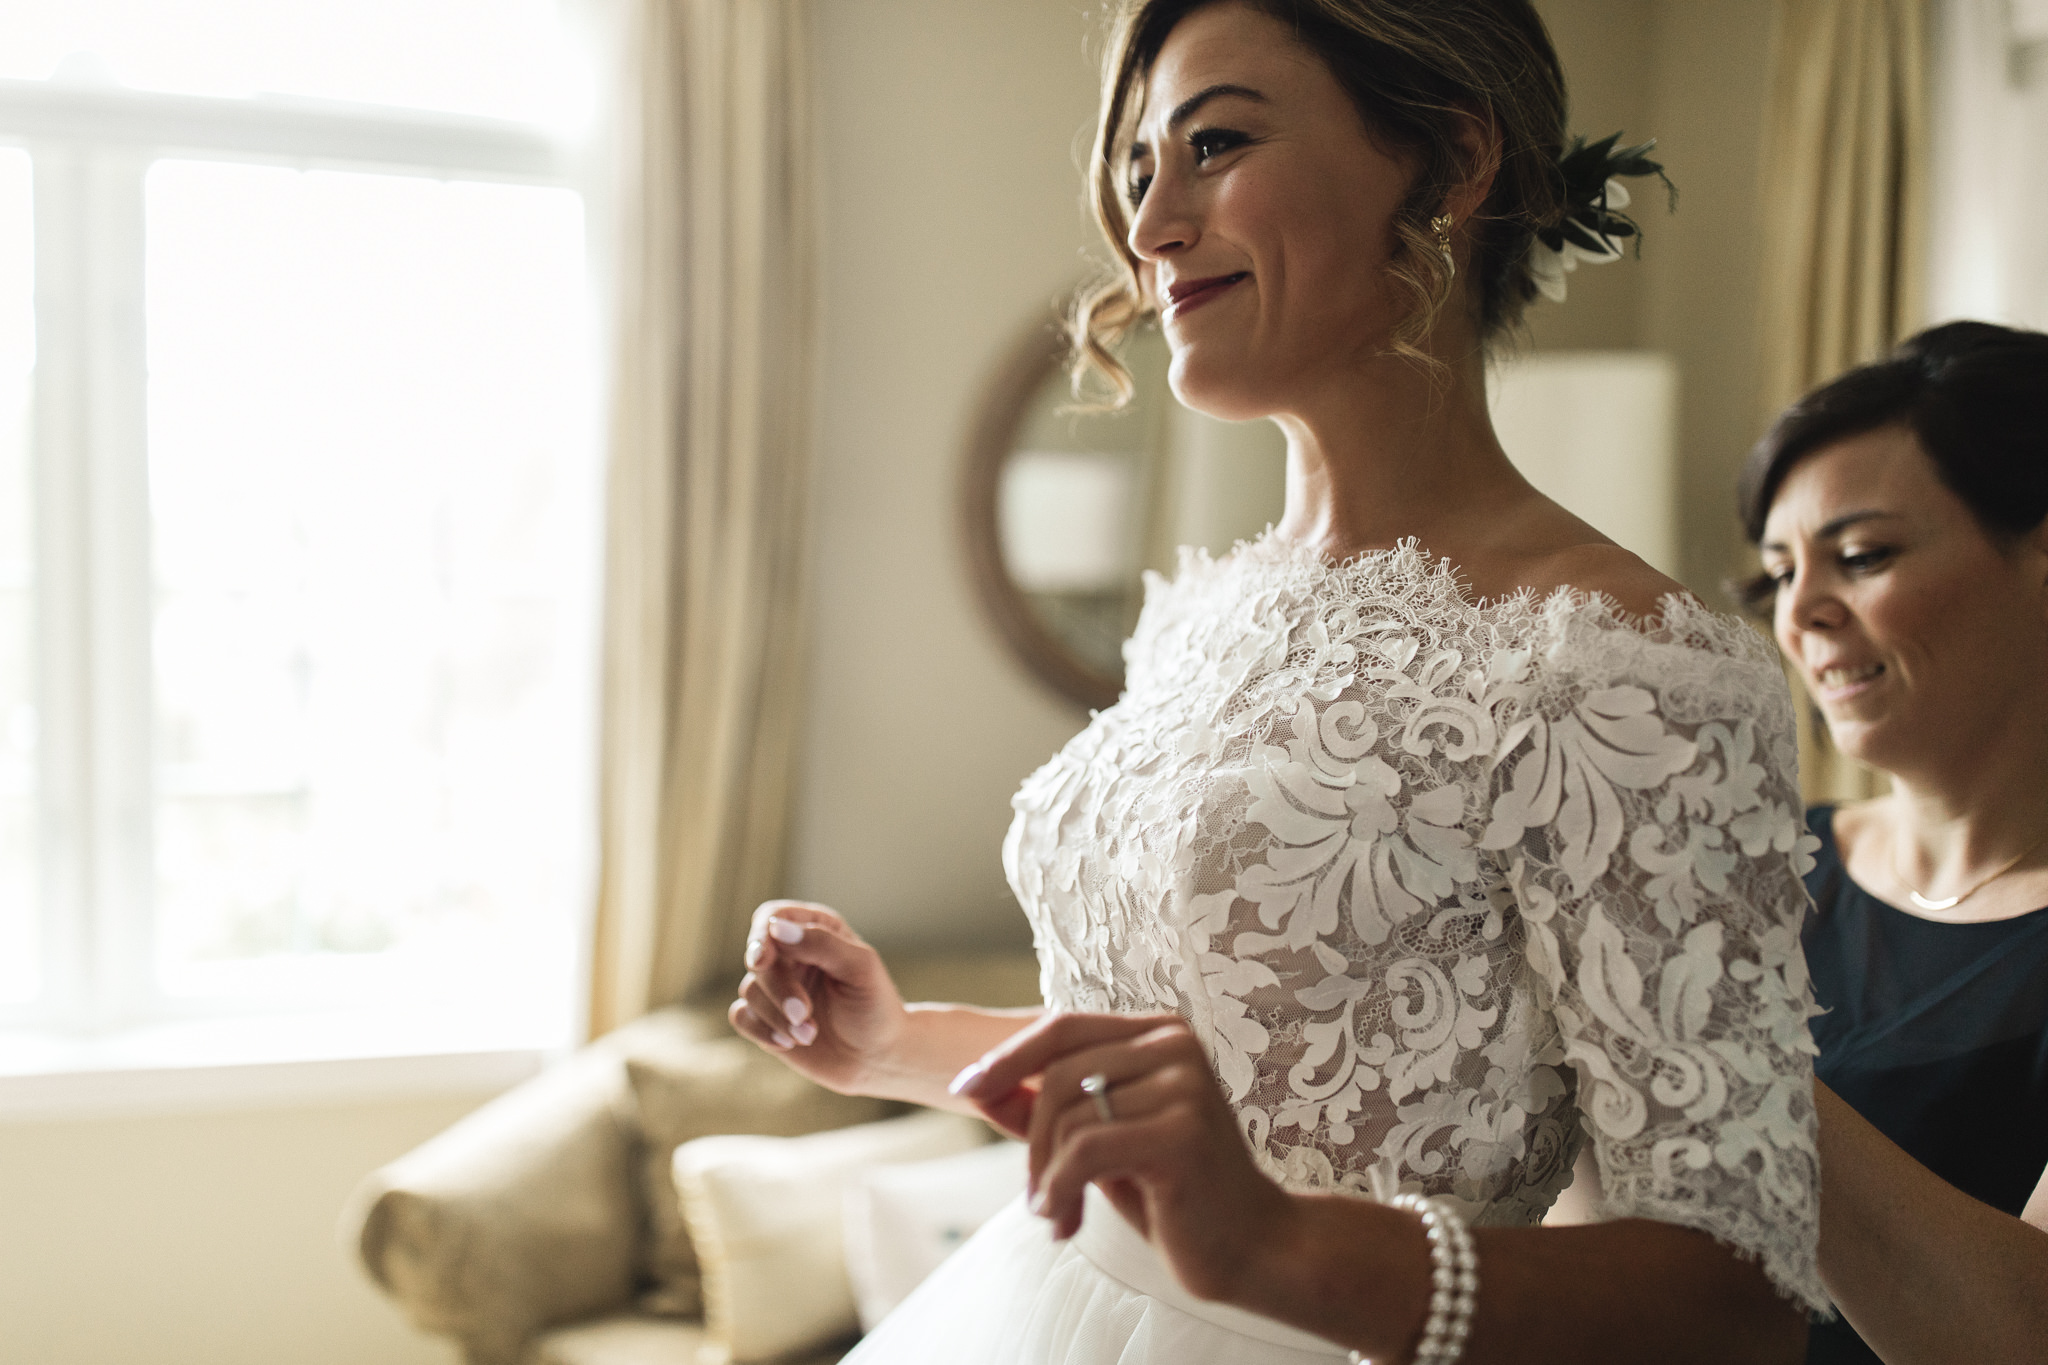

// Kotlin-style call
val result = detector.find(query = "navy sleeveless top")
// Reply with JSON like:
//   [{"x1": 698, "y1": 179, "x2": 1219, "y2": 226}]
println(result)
[{"x1": 1802, "y1": 806, "x2": 2048, "y2": 1365}]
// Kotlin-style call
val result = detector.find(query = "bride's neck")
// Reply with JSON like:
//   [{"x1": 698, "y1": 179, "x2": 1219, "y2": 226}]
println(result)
[{"x1": 1269, "y1": 338, "x2": 1530, "y2": 562}]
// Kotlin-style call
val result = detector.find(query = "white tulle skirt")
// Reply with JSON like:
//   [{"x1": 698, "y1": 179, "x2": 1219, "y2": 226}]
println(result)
[{"x1": 843, "y1": 1186, "x2": 1353, "y2": 1363}]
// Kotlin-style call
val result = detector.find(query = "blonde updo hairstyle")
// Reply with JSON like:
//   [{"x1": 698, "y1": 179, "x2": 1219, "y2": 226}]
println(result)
[{"x1": 1074, "y1": 0, "x2": 1569, "y2": 401}]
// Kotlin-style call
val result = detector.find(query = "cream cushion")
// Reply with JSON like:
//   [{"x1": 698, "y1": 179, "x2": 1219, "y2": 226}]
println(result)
[
  {"x1": 674, "y1": 1111, "x2": 991, "y2": 1363},
  {"x1": 842, "y1": 1139, "x2": 1028, "y2": 1332},
  {"x1": 626, "y1": 1039, "x2": 892, "y2": 1317}
]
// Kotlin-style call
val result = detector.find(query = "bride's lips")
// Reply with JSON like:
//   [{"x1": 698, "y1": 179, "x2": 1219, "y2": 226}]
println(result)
[{"x1": 1163, "y1": 272, "x2": 1249, "y2": 321}]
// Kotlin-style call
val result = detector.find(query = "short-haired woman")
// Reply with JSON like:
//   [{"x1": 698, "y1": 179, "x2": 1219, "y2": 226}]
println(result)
[
  {"x1": 1740, "y1": 320, "x2": 2048, "y2": 1365},
  {"x1": 735, "y1": 3, "x2": 1830, "y2": 1360}
]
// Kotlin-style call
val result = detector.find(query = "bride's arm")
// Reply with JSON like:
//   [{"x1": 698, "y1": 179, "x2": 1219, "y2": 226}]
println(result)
[
  {"x1": 728, "y1": 899, "x2": 1041, "y2": 1114},
  {"x1": 1811, "y1": 1081, "x2": 2048, "y2": 1363}
]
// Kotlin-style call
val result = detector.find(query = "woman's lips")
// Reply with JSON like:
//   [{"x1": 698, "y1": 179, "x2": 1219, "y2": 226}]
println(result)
[
  {"x1": 1163, "y1": 272, "x2": 1248, "y2": 321},
  {"x1": 1812, "y1": 661, "x2": 1885, "y2": 702}
]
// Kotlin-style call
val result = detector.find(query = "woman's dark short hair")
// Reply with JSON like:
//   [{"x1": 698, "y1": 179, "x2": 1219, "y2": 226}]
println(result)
[{"x1": 1737, "y1": 320, "x2": 2048, "y2": 547}]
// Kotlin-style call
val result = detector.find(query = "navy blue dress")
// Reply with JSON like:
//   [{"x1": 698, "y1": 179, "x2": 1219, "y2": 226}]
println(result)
[{"x1": 1802, "y1": 805, "x2": 2048, "y2": 1364}]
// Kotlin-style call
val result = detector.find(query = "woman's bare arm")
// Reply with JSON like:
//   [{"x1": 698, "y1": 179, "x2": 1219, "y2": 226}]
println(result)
[
  {"x1": 1233, "y1": 1192, "x2": 1807, "y2": 1364},
  {"x1": 1814, "y1": 1080, "x2": 2048, "y2": 1363},
  {"x1": 857, "y1": 1002, "x2": 1045, "y2": 1112}
]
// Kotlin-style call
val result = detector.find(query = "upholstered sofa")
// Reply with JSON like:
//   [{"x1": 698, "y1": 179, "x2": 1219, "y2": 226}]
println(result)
[{"x1": 347, "y1": 952, "x2": 1042, "y2": 1365}]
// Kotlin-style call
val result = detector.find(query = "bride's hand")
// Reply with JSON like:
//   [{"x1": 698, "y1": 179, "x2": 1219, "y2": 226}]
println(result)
[
  {"x1": 729, "y1": 901, "x2": 908, "y2": 1096},
  {"x1": 952, "y1": 1011, "x2": 1297, "y2": 1302}
]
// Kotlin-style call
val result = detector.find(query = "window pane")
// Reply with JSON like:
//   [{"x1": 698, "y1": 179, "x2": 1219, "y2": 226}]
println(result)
[
  {"x1": 0, "y1": 1, "x2": 585, "y2": 127},
  {"x1": 145, "y1": 159, "x2": 596, "y2": 1032},
  {"x1": 0, "y1": 150, "x2": 34, "y2": 1005}
]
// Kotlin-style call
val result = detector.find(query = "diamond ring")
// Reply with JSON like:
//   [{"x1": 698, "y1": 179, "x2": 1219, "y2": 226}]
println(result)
[{"x1": 1080, "y1": 1071, "x2": 1115, "y2": 1123}]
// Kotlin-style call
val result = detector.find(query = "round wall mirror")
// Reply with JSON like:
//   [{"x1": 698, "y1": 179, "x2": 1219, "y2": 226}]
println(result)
[{"x1": 963, "y1": 312, "x2": 1287, "y2": 710}]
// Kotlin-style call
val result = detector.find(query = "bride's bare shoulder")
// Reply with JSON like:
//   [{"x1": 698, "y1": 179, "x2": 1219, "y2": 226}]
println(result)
[{"x1": 1516, "y1": 541, "x2": 1695, "y2": 624}]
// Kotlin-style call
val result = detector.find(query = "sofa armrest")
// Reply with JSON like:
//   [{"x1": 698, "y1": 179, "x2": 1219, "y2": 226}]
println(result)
[{"x1": 347, "y1": 1049, "x2": 639, "y2": 1365}]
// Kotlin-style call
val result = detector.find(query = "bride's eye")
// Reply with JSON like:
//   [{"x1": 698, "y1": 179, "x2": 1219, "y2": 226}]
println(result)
[{"x1": 1188, "y1": 127, "x2": 1250, "y2": 164}]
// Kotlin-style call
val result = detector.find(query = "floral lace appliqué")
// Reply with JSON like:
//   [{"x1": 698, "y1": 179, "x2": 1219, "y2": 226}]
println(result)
[{"x1": 1002, "y1": 535, "x2": 1828, "y2": 1312}]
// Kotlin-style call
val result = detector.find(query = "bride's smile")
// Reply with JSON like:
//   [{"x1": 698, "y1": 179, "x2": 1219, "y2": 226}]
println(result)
[{"x1": 1123, "y1": 4, "x2": 1416, "y2": 424}]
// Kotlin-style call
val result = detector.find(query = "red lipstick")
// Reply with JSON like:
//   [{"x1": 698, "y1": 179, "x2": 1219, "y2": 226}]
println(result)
[{"x1": 1163, "y1": 272, "x2": 1248, "y2": 321}]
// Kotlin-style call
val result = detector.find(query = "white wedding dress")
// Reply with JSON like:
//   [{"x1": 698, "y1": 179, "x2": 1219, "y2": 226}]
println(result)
[{"x1": 848, "y1": 536, "x2": 1830, "y2": 1362}]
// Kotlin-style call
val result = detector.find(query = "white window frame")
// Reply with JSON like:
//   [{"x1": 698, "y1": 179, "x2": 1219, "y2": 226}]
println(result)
[{"x1": 0, "y1": 77, "x2": 593, "y2": 1104}]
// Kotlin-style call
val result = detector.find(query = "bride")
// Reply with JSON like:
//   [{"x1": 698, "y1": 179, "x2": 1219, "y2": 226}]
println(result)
[{"x1": 733, "y1": 1, "x2": 1826, "y2": 1360}]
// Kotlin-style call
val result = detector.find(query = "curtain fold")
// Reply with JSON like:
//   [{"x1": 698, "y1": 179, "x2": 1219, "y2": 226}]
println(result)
[
  {"x1": 1758, "y1": 0, "x2": 1927, "y2": 805},
  {"x1": 588, "y1": 0, "x2": 817, "y2": 1035}
]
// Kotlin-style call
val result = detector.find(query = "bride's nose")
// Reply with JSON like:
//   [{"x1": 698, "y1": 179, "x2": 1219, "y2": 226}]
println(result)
[{"x1": 1127, "y1": 169, "x2": 1199, "y2": 263}]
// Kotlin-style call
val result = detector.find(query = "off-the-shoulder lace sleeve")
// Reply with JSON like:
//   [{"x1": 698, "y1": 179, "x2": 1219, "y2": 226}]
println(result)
[{"x1": 1477, "y1": 597, "x2": 1828, "y2": 1312}]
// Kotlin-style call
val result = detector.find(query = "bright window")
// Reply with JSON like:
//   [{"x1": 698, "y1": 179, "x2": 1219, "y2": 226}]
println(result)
[
  {"x1": 0, "y1": 150, "x2": 33, "y2": 1007},
  {"x1": 0, "y1": 3, "x2": 600, "y2": 1061},
  {"x1": 0, "y1": 0, "x2": 586, "y2": 125}
]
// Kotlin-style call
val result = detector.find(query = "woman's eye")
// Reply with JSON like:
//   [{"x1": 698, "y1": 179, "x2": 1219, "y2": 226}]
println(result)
[
  {"x1": 1840, "y1": 547, "x2": 1895, "y2": 574},
  {"x1": 1125, "y1": 173, "x2": 1152, "y2": 209},
  {"x1": 1188, "y1": 128, "x2": 1249, "y2": 164},
  {"x1": 1737, "y1": 571, "x2": 1783, "y2": 614}
]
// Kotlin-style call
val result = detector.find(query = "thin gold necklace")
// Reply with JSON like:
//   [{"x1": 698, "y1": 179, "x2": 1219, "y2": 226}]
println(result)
[{"x1": 1890, "y1": 824, "x2": 2048, "y2": 912}]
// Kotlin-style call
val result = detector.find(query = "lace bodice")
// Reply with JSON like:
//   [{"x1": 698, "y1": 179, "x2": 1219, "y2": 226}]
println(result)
[{"x1": 1003, "y1": 536, "x2": 1828, "y2": 1311}]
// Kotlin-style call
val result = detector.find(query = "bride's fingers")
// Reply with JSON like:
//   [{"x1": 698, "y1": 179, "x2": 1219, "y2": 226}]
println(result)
[
  {"x1": 1033, "y1": 1110, "x2": 1185, "y2": 1240},
  {"x1": 742, "y1": 899, "x2": 852, "y2": 975},
  {"x1": 738, "y1": 971, "x2": 806, "y2": 1047},
  {"x1": 953, "y1": 1010, "x2": 1179, "y2": 1106},
  {"x1": 1046, "y1": 1067, "x2": 1179, "y2": 1155},
  {"x1": 973, "y1": 1076, "x2": 1041, "y2": 1141},
  {"x1": 728, "y1": 994, "x2": 794, "y2": 1051},
  {"x1": 754, "y1": 912, "x2": 881, "y2": 1001},
  {"x1": 1034, "y1": 1047, "x2": 1210, "y2": 1198},
  {"x1": 1024, "y1": 1035, "x2": 1179, "y2": 1194}
]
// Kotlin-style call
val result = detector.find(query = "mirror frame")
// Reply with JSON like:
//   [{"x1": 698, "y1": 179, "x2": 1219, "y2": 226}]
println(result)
[{"x1": 960, "y1": 315, "x2": 1125, "y2": 712}]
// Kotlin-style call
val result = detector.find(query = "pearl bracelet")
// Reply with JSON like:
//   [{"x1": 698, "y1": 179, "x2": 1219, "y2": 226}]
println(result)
[{"x1": 1347, "y1": 1193, "x2": 1478, "y2": 1365}]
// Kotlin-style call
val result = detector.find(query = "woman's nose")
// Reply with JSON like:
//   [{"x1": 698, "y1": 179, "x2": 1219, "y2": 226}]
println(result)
[
  {"x1": 1781, "y1": 566, "x2": 1848, "y2": 634},
  {"x1": 1127, "y1": 173, "x2": 1196, "y2": 262}
]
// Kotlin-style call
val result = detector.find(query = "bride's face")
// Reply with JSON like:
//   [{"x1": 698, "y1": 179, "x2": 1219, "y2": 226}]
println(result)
[{"x1": 1123, "y1": 2, "x2": 1415, "y2": 421}]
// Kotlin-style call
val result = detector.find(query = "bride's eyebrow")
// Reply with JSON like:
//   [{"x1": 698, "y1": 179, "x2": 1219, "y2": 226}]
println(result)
[{"x1": 1127, "y1": 83, "x2": 1268, "y2": 164}]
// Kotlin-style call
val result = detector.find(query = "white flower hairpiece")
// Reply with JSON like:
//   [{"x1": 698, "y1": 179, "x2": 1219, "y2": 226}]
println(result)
[{"x1": 1527, "y1": 134, "x2": 1674, "y2": 304}]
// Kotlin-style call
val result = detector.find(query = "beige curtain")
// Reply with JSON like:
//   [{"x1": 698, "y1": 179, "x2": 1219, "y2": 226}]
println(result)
[
  {"x1": 588, "y1": 0, "x2": 817, "y2": 1035},
  {"x1": 1758, "y1": 0, "x2": 1927, "y2": 804}
]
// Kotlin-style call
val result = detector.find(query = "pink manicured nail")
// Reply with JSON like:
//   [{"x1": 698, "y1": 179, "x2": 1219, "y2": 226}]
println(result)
[
  {"x1": 768, "y1": 919, "x2": 804, "y2": 944},
  {"x1": 772, "y1": 1031, "x2": 794, "y2": 1049},
  {"x1": 783, "y1": 996, "x2": 809, "y2": 1025},
  {"x1": 948, "y1": 1062, "x2": 987, "y2": 1096},
  {"x1": 792, "y1": 1020, "x2": 818, "y2": 1046},
  {"x1": 744, "y1": 940, "x2": 764, "y2": 969}
]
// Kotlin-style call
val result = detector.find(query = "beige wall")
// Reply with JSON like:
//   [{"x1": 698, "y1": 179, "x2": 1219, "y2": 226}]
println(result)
[
  {"x1": 788, "y1": 0, "x2": 1105, "y2": 951},
  {"x1": 0, "y1": 1092, "x2": 486, "y2": 1365},
  {"x1": 1638, "y1": 0, "x2": 1777, "y2": 595},
  {"x1": 1533, "y1": 0, "x2": 1779, "y2": 595}
]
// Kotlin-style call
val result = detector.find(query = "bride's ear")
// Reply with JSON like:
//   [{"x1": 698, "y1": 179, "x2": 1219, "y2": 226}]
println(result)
[{"x1": 1442, "y1": 105, "x2": 1503, "y2": 224}]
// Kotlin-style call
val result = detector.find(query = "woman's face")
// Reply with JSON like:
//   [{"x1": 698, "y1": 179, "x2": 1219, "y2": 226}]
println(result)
[
  {"x1": 1759, "y1": 425, "x2": 2048, "y2": 777},
  {"x1": 1122, "y1": 2, "x2": 1414, "y2": 420}
]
